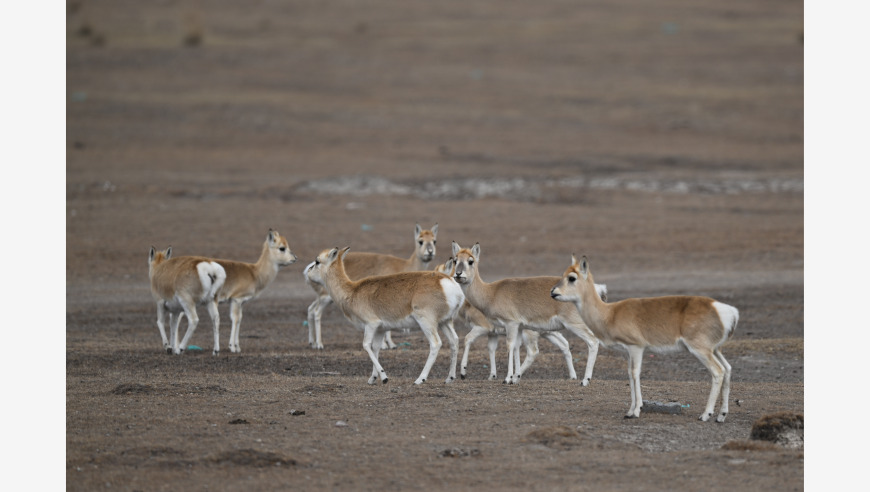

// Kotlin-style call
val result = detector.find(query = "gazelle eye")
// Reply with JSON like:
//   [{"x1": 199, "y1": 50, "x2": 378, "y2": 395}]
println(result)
[
  {"x1": 468, "y1": 259, "x2": 474, "y2": 265},
  {"x1": 418, "y1": 241, "x2": 423, "y2": 245},
  {"x1": 568, "y1": 275, "x2": 577, "y2": 283},
  {"x1": 315, "y1": 259, "x2": 320, "y2": 265},
  {"x1": 279, "y1": 247, "x2": 286, "y2": 252}
]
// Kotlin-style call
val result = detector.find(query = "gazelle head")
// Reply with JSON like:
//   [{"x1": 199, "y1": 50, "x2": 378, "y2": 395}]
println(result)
[
  {"x1": 313, "y1": 246, "x2": 351, "y2": 274},
  {"x1": 148, "y1": 246, "x2": 172, "y2": 276},
  {"x1": 551, "y1": 254, "x2": 595, "y2": 303},
  {"x1": 303, "y1": 260, "x2": 323, "y2": 286},
  {"x1": 434, "y1": 256, "x2": 455, "y2": 276},
  {"x1": 415, "y1": 223, "x2": 438, "y2": 263},
  {"x1": 266, "y1": 229, "x2": 298, "y2": 267},
  {"x1": 451, "y1": 241, "x2": 480, "y2": 286}
]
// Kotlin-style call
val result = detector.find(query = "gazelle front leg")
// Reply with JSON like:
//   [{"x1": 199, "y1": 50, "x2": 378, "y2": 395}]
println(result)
[
  {"x1": 503, "y1": 322, "x2": 521, "y2": 384},
  {"x1": 229, "y1": 299, "x2": 243, "y2": 353},
  {"x1": 486, "y1": 333, "x2": 499, "y2": 380},
  {"x1": 307, "y1": 295, "x2": 330, "y2": 350}
]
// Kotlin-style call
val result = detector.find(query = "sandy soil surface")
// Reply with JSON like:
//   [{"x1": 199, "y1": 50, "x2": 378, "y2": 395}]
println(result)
[{"x1": 67, "y1": 1, "x2": 803, "y2": 490}]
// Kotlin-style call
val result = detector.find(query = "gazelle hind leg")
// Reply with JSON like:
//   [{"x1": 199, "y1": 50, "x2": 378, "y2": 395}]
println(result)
[
  {"x1": 368, "y1": 330, "x2": 386, "y2": 384},
  {"x1": 156, "y1": 302, "x2": 170, "y2": 353},
  {"x1": 381, "y1": 330, "x2": 397, "y2": 350},
  {"x1": 176, "y1": 297, "x2": 200, "y2": 355},
  {"x1": 169, "y1": 312, "x2": 183, "y2": 354},
  {"x1": 207, "y1": 300, "x2": 220, "y2": 355},
  {"x1": 362, "y1": 326, "x2": 388, "y2": 384},
  {"x1": 461, "y1": 324, "x2": 490, "y2": 379},
  {"x1": 414, "y1": 316, "x2": 442, "y2": 385},
  {"x1": 685, "y1": 343, "x2": 726, "y2": 422},
  {"x1": 440, "y1": 320, "x2": 459, "y2": 383},
  {"x1": 565, "y1": 323, "x2": 599, "y2": 386},
  {"x1": 517, "y1": 330, "x2": 540, "y2": 380},
  {"x1": 542, "y1": 332, "x2": 577, "y2": 380},
  {"x1": 713, "y1": 348, "x2": 732, "y2": 422},
  {"x1": 625, "y1": 346, "x2": 645, "y2": 418}
]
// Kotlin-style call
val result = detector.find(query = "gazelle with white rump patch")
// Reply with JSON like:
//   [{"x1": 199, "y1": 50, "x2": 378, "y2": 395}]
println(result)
[
  {"x1": 149, "y1": 246, "x2": 225, "y2": 355},
  {"x1": 148, "y1": 230, "x2": 297, "y2": 355},
  {"x1": 451, "y1": 242, "x2": 602, "y2": 385},
  {"x1": 305, "y1": 223, "x2": 438, "y2": 350},
  {"x1": 435, "y1": 257, "x2": 587, "y2": 381},
  {"x1": 310, "y1": 246, "x2": 463, "y2": 385},
  {"x1": 550, "y1": 255, "x2": 739, "y2": 422}
]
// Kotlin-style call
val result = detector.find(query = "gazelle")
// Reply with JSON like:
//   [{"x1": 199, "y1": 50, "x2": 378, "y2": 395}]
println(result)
[
  {"x1": 310, "y1": 246, "x2": 463, "y2": 385},
  {"x1": 149, "y1": 246, "x2": 225, "y2": 355},
  {"x1": 148, "y1": 230, "x2": 297, "y2": 355},
  {"x1": 451, "y1": 242, "x2": 601, "y2": 385},
  {"x1": 550, "y1": 255, "x2": 739, "y2": 422},
  {"x1": 305, "y1": 223, "x2": 438, "y2": 350},
  {"x1": 435, "y1": 257, "x2": 585, "y2": 381}
]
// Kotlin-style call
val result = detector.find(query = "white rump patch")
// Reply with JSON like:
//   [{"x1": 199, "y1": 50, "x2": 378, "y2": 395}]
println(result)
[
  {"x1": 197, "y1": 261, "x2": 226, "y2": 302},
  {"x1": 713, "y1": 301, "x2": 739, "y2": 338},
  {"x1": 594, "y1": 283, "x2": 608, "y2": 301},
  {"x1": 440, "y1": 277, "x2": 466, "y2": 313}
]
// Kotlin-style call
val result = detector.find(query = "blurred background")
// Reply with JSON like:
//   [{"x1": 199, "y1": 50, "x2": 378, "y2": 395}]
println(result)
[{"x1": 66, "y1": 0, "x2": 803, "y2": 283}]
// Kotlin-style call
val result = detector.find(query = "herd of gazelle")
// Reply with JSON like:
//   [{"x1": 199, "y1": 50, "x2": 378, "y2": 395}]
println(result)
[{"x1": 148, "y1": 225, "x2": 739, "y2": 422}]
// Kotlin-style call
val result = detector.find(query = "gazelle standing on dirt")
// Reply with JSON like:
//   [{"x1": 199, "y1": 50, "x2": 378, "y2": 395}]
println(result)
[
  {"x1": 149, "y1": 246, "x2": 225, "y2": 355},
  {"x1": 310, "y1": 246, "x2": 463, "y2": 385},
  {"x1": 435, "y1": 257, "x2": 585, "y2": 381},
  {"x1": 148, "y1": 229, "x2": 297, "y2": 355},
  {"x1": 550, "y1": 255, "x2": 739, "y2": 422},
  {"x1": 305, "y1": 223, "x2": 438, "y2": 350},
  {"x1": 450, "y1": 242, "x2": 601, "y2": 385}
]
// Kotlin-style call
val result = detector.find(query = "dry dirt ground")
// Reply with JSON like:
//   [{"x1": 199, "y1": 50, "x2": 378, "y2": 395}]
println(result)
[{"x1": 67, "y1": 1, "x2": 803, "y2": 490}]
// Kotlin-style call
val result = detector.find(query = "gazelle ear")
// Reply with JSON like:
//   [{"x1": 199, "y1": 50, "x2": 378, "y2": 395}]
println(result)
[
  {"x1": 580, "y1": 256, "x2": 589, "y2": 280},
  {"x1": 571, "y1": 253, "x2": 579, "y2": 266},
  {"x1": 452, "y1": 241, "x2": 461, "y2": 257},
  {"x1": 268, "y1": 229, "x2": 277, "y2": 244},
  {"x1": 471, "y1": 242, "x2": 481, "y2": 260},
  {"x1": 415, "y1": 223, "x2": 422, "y2": 239},
  {"x1": 327, "y1": 247, "x2": 340, "y2": 262},
  {"x1": 339, "y1": 246, "x2": 351, "y2": 260},
  {"x1": 149, "y1": 246, "x2": 156, "y2": 262},
  {"x1": 431, "y1": 223, "x2": 438, "y2": 237},
  {"x1": 165, "y1": 246, "x2": 172, "y2": 259}
]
